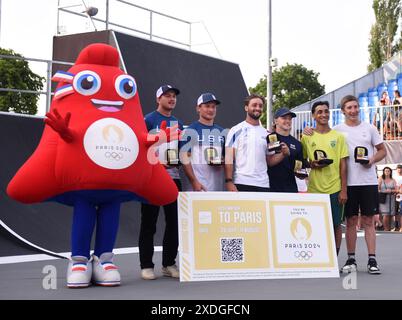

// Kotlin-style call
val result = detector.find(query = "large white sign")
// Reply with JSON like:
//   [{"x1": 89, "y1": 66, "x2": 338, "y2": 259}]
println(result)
[
  {"x1": 83, "y1": 118, "x2": 139, "y2": 169},
  {"x1": 178, "y1": 192, "x2": 339, "y2": 282}
]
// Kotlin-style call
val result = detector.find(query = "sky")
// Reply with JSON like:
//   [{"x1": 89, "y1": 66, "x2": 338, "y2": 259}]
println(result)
[{"x1": 0, "y1": 0, "x2": 376, "y2": 115}]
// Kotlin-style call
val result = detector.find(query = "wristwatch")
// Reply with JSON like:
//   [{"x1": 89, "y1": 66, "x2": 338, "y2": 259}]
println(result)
[{"x1": 225, "y1": 178, "x2": 233, "y2": 183}]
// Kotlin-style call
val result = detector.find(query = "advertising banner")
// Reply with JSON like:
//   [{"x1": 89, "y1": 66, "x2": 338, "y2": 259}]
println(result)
[{"x1": 178, "y1": 192, "x2": 339, "y2": 282}]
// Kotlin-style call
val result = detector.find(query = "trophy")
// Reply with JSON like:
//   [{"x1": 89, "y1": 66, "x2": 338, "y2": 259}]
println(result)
[
  {"x1": 294, "y1": 160, "x2": 308, "y2": 179},
  {"x1": 313, "y1": 150, "x2": 333, "y2": 165},
  {"x1": 267, "y1": 133, "x2": 282, "y2": 153},
  {"x1": 166, "y1": 148, "x2": 180, "y2": 166},
  {"x1": 354, "y1": 146, "x2": 369, "y2": 164},
  {"x1": 205, "y1": 145, "x2": 223, "y2": 166}
]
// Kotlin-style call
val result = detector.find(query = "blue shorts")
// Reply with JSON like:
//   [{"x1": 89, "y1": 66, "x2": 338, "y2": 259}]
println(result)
[{"x1": 48, "y1": 190, "x2": 147, "y2": 206}]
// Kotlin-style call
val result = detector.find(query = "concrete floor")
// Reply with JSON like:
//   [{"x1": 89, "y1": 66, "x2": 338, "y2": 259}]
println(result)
[{"x1": 1, "y1": 233, "x2": 402, "y2": 300}]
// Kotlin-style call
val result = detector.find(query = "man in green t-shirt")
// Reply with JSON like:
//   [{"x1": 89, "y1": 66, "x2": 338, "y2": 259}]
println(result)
[{"x1": 301, "y1": 101, "x2": 348, "y2": 255}]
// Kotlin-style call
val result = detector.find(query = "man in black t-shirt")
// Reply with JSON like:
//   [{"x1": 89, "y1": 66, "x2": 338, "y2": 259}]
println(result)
[{"x1": 268, "y1": 107, "x2": 305, "y2": 193}]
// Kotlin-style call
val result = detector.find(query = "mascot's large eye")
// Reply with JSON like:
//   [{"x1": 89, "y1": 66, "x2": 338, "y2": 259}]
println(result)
[
  {"x1": 73, "y1": 70, "x2": 101, "y2": 96},
  {"x1": 115, "y1": 74, "x2": 137, "y2": 99}
]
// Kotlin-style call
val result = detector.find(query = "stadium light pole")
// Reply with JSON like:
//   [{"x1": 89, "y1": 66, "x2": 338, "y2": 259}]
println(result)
[
  {"x1": 106, "y1": 0, "x2": 109, "y2": 30},
  {"x1": 0, "y1": 0, "x2": 2, "y2": 43},
  {"x1": 266, "y1": 0, "x2": 273, "y2": 130}
]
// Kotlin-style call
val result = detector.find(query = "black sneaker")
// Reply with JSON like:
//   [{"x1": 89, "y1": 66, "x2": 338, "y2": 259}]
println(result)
[
  {"x1": 367, "y1": 258, "x2": 381, "y2": 275},
  {"x1": 340, "y1": 258, "x2": 357, "y2": 273}
]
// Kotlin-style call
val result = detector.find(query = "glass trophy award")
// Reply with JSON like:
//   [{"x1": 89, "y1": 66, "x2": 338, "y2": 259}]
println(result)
[
  {"x1": 313, "y1": 150, "x2": 333, "y2": 165},
  {"x1": 267, "y1": 133, "x2": 282, "y2": 153},
  {"x1": 354, "y1": 146, "x2": 369, "y2": 164},
  {"x1": 294, "y1": 160, "x2": 308, "y2": 178},
  {"x1": 166, "y1": 148, "x2": 180, "y2": 166},
  {"x1": 205, "y1": 146, "x2": 223, "y2": 166}
]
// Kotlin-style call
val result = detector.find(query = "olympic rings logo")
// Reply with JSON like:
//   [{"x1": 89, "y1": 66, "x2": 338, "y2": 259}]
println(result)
[
  {"x1": 105, "y1": 152, "x2": 123, "y2": 161},
  {"x1": 294, "y1": 251, "x2": 313, "y2": 261}
]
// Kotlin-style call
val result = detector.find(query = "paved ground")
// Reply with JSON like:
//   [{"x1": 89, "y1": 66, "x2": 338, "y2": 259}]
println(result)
[{"x1": 1, "y1": 233, "x2": 402, "y2": 300}]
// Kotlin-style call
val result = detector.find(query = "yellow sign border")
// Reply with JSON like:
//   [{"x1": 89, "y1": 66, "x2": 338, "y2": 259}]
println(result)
[{"x1": 269, "y1": 201, "x2": 335, "y2": 268}]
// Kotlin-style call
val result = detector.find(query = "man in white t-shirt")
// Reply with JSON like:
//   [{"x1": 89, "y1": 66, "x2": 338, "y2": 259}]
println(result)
[
  {"x1": 224, "y1": 94, "x2": 289, "y2": 192},
  {"x1": 304, "y1": 95, "x2": 387, "y2": 273},
  {"x1": 335, "y1": 95, "x2": 387, "y2": 275}
]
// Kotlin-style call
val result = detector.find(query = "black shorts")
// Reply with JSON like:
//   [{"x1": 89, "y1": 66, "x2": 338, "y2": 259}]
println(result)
[{"x1": 344, "y1": 185, "x2": 378, "y2": 217}]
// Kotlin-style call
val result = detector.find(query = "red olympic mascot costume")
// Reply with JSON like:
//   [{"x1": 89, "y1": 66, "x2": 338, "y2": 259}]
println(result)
[{"x1": 7, "y1": 43, "x2": 179, "y2": 288}]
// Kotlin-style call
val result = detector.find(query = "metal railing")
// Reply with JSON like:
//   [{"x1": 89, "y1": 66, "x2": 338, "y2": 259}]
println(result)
[
  {"x1": 56, "y1": 0, "x2": 222, "y2": 57},
  {"x1": 0, "y1": 54, "x2": 73, "y2": 113},
  {"x1": 291, "y1": 105, "x2": 402, "y2": 141},
  {"x1": 293, "y1": 51, "x2": 402, "y2": 113},
  {"x1": 57, "y1": 0, "x2": 192, "y2": 49}
]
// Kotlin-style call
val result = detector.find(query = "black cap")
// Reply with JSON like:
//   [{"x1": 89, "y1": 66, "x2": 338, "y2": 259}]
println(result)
[
  {"x1": 197, "y1": 93, "x2": 221, "y2": 106},
  {"x1": 156, "y1": 85, "x2": 180, "y2": 98},
  {"x1": 274, "y1": 107, "x2": 296, "y2": 119},
  {"x1": 397, "y1": 164, "x2": 402, "y2": 169}
]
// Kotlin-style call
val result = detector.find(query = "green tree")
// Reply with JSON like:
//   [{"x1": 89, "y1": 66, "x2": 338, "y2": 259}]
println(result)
[
  {"x1": 0, "y1": 48, "x2": 44, "y2": 114},
  {"x1": 368, "y1": 0, "x2": 402, "y2": 72},
  {"x1": 249, "y1": 63, "x2": 325, "y2": 127}
]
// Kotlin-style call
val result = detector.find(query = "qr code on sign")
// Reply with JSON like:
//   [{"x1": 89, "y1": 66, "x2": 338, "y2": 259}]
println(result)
[{"x1": 220, "y1": 238, "x2": 244, "y2": 263}]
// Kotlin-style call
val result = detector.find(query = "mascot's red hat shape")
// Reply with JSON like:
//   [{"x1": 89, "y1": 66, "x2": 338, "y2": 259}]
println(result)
[{"x1": 7, "y1": 43, "x2": 178, "y2": 206}]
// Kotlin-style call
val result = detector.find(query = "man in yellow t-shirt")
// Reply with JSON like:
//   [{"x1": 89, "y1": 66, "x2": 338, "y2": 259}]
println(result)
[{"x1": 301, "y1": 101, "x2": 348, "y2": 255}]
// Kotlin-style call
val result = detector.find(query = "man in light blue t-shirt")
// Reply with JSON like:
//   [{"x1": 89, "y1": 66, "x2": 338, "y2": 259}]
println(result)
[{"x1": 180, "y1": 93, "x2": 226, "y2": 191}]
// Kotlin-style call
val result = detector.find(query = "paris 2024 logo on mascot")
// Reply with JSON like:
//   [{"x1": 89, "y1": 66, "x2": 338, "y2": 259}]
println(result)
[{"x1": 7, "y1": 43, "x2": 179, "y2": 288}]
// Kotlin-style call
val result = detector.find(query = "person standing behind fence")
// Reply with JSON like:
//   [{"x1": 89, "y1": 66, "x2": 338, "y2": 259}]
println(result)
[
  {"x1": 380, "y1": 91, "x2": 390, "y2": 106},
  {"x1": 393, "y1": 91, "x2": 402, "y2": 137},
  {"x1": 394, "y1": 164, "x2": 402, "y2": 231},
  {"x1": 393, "y1": 90, "x2": 402, "y2": 106},
  {"x1": 301, "y1": 101, "x2": 348, "y2": 256},
  {"x1": 378, "y1": 167, "x2": 398, "y2": 232},
  {"x1": 334, "y1": 95, "x2": 386, "y2": 275}
]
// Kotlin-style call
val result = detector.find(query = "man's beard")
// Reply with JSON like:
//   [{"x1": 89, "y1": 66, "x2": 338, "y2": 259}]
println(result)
[{"x1": 248, "y1": 111, "x2": 261, "y2": 120}]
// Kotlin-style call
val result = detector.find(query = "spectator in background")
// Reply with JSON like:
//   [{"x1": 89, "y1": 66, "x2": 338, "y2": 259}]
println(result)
[
  {"x1": 374, "y1": 169, "x2": 384, "y2": 231},
  {"x1": 393, "y1": 90, "x2": 402, "y2": 106},
  {"x1": 380, "y1": 91, "x2": 390, "y2": 106},
  {"x1": 393, "y1": 91, "x2": 402, "y2": 138},
  {"x1": 381, "y1": 91, "x2": 401, "y2": 139},
  {"x1": 398, "y1": 113, "x2": 402, "y2": 138},
  {"x1": 379, "y1": 91, "x2": 391, "y2": 137},
  {"x1": 378, "y1": 167, "x2": 398, "y2": 231},
  {"x1": 394, "y1": 164, "x2": 402, "y2": 231},
  {"x1": 374, "y1": 212, "x2": 383, "y2": 231},
  {"x1": 383, "y1": 111, "x2": 399, "y2": 139}
]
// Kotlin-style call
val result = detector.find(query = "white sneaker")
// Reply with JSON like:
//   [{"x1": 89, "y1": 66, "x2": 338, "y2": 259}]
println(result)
[
  {"x1": 367, "y1": 258, "x2": 381, "y2": 275},
  {"x1": 141, "y1": 268, "x2": 157, "y2": 280},
  {"x1": 67, "y1": 256, "x2": 92, "y2": 288},
  {"x1": 92, "y1": 252, "x2": 121, "y2": 286},
  {"x1": 162, "y1": 265, "x2": 180, "y2": 278},
  {"x1": 340, "y1": 258, "x2": 357, "y2": 274}
]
